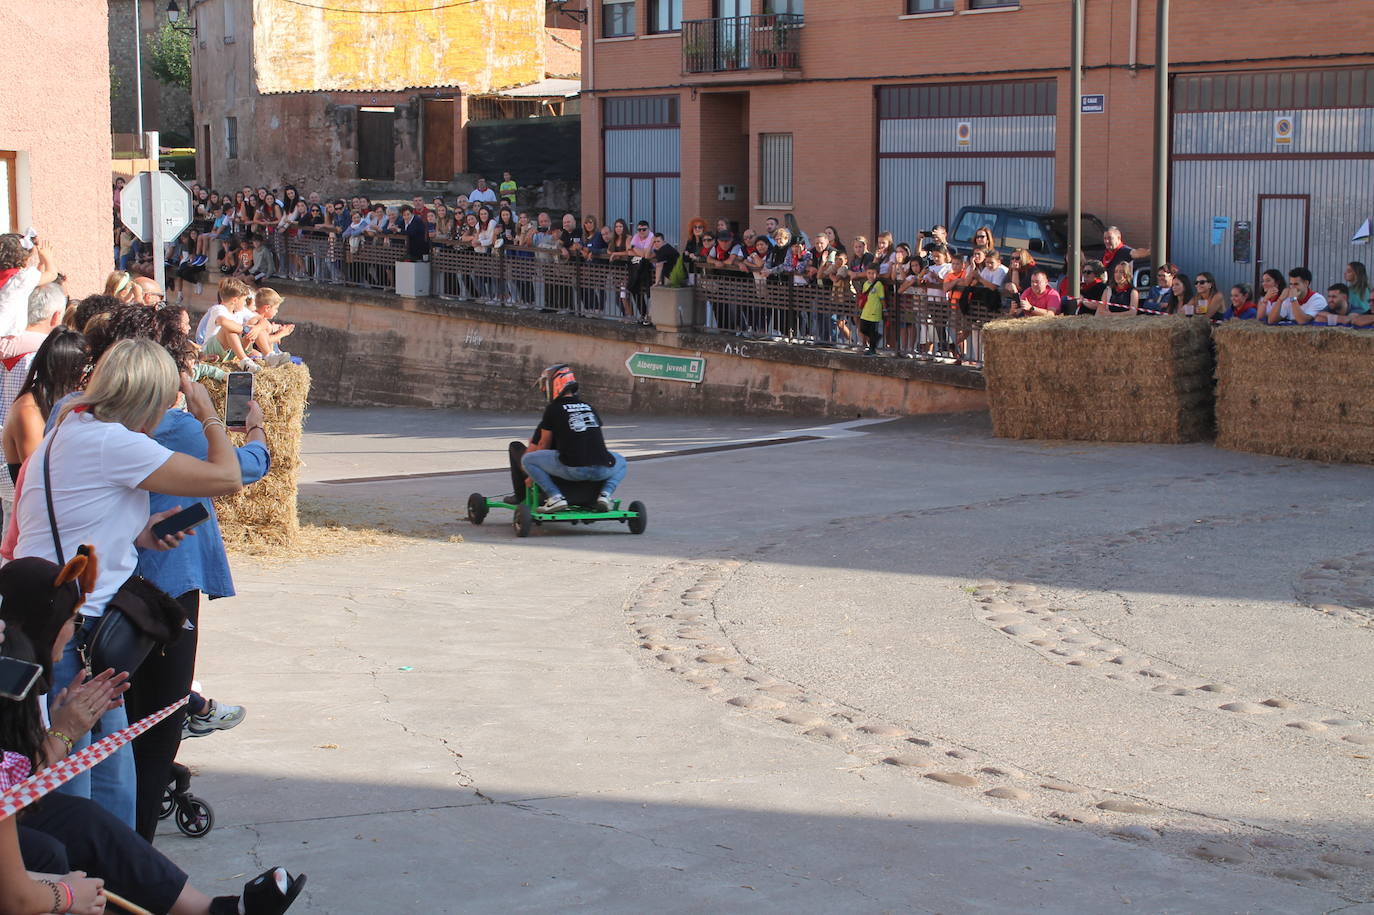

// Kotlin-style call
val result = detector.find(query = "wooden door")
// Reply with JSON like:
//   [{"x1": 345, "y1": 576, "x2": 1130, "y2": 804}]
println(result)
[
  {"x1": 423, "y1": 99, "x2": 455, "y2": 182},
  {"x1": 358, "y1": 109, "x2": 396, "y2": 181}
]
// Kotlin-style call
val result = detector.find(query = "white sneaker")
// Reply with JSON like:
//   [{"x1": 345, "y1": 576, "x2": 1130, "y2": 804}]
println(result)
[
  {"x1": 239, "y1": 358, "x2": 261, "y2": 373},
  {"x1": 539, "y1": 495, "x2": 568, "y2": 512},
  {"x1": 596, "y1": 493, "x2": 614, "y2": 512},
  {"x1": 183, "y1": 699, "x2": 247, "y2": 739}
]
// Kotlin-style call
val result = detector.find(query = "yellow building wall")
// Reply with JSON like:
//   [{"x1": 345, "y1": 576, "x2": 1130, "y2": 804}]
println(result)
[{"x1": 253, "y1": 0, "x2": 545, "y2": 94}]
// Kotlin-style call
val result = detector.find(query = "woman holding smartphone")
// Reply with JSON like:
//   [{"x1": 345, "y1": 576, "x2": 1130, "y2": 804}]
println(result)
[
  {"x1": 75, "y1": 305, "x2": 271, "y2": 841},
  {"x1": 13, "y1": 336, "x2": 248, "y2": 831}
]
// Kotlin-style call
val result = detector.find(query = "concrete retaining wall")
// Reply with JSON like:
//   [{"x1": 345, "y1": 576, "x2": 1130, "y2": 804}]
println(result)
[{"x1": 266, "y1": 281, "x2": 988, "y2": 418}]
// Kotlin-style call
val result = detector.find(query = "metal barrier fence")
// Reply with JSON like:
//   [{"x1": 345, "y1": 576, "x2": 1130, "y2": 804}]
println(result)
[
  {"x1": 692, "y1": 270, "x2": 998, "y2": 365},
  {"x1": 256, "y1": 234, "x2": 996, "y2": 365}
]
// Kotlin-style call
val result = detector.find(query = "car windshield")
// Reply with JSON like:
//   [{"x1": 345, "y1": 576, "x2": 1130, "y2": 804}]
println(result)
[{"x1": 1047, "y1": 215, "x2": 1107, "y2": 251}]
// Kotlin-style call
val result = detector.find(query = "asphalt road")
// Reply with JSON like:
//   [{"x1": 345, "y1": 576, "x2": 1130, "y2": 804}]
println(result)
[{"x1": 167, "y1": 407, "x2": 1374, "y2": 913}]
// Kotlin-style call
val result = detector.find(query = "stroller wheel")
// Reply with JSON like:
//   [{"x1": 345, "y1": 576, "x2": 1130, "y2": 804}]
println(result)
[
  {"x1": 175, "y1": 797, "x2": 215, "y2": 838},
  {"x1": 159, "y1": 786, "x2": 175, "y2": 820}
]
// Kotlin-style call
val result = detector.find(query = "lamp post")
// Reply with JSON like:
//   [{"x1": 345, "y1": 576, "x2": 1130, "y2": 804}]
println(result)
[
  {"x1": 166, "y1": 0, "x2": 196, "y2": 34},
  {"x1": 133, "y1": 0, "x2": 145, "y2": 140},
  {"x1": 1151, "y1": 0, "x2": 1170, "y2": 267}
]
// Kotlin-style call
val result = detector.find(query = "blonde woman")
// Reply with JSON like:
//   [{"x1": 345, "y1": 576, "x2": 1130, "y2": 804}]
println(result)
[
  {"x1": 13, "y1": 338, "x2": 245, "y2": 829},
  {"x1": 103, "y1": 271, "x2": 138, "y2": 303}
]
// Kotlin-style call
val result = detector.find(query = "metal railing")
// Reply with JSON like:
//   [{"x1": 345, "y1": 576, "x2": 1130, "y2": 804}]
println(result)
[
  {"x1": 691, "y1": 270, "x2": 996, "y2": 365},
  {"x1": 254, "y1": 233, "x2": 996, "y2": 367},
  {"x1": 682, "y1": 13, "x2": 803, "y2": 74}
]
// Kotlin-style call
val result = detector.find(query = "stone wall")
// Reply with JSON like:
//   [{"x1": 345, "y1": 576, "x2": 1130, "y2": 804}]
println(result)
[
  {"x1": 263, "y1": 281, "x2": 987, "y2": 419},
  {"x1": 108, "y1": 0, "x2": 193, "y2": 143}
]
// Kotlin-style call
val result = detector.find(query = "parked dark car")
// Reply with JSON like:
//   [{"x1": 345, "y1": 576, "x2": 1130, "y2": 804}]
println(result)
[{"x1": 947, "y1": 205, "x2": 1112, "y2": 284}]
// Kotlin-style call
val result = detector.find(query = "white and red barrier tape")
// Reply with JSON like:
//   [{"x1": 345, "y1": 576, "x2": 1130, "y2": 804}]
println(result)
[{"x1": 0, "y1": 696, "x2": 188, "y2": 819}]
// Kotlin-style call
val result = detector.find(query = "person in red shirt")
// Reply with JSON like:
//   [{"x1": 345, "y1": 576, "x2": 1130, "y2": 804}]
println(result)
[{"x1": 1013, "y1": 269, "x2": 1062, "y2": 316}]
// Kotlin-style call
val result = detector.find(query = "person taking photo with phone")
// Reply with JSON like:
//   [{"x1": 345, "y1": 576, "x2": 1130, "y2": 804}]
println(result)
[{"x1": 12, "y1": 336, "x2": 247, "y2": 830}]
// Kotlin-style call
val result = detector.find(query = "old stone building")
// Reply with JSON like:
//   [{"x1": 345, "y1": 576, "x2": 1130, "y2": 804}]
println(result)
[{"x1": 189, "y1": 0, "x2": 581, "y2": 196}]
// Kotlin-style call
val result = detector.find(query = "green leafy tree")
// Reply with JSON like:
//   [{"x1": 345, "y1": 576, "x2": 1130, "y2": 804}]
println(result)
[{"x1": 149, "y1": 21, "x2": 191, "y2": 91}]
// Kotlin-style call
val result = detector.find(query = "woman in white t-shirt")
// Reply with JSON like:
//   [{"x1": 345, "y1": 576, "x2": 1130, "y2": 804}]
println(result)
[{"x1": 14, "y1": 338, "x2": 247, "y2": 828}]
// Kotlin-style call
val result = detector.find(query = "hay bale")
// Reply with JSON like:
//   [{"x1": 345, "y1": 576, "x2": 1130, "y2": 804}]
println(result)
[
  {"x1": 199, "y1": 363, "x2": 311, "y2": 548},
  {"x1": 983, "y1": 315, "x2": 1214, "y2": 443},
  {"x1": 1215, "y1": 323, "x2": 1374, "y2": 463}
]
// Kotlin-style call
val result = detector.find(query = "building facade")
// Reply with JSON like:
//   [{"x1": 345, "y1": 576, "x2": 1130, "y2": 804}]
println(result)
[
  {"x1": 189, "y1": 0, "x2": 578, "y2": 196},
  {"x1": 581, "y1": 0, "x2": 1374, "y2": 290},
  {"x1": 1, "y1": 0, "x2": 114, "y2": 296},
  {"x1": 109, "y1": 0, "x2": 194, "y2": 148}
]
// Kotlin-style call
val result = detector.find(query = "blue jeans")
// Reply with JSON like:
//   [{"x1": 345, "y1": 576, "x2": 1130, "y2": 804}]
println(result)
[
  {"x1": 49, "y1": 617, "x2": 137, "y2": 830},
  {"x1": 522, "y1": 450, "x2": 627, "y2": 499}
]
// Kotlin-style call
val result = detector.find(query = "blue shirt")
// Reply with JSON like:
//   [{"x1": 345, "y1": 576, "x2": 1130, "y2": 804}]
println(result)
[{"x1": 134, "y1": 410, "x2": 271, "y2": 599}]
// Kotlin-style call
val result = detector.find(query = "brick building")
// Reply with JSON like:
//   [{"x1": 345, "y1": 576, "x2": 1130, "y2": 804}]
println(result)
[
  {"x1": 580, "y1": 0, "x2": 1374, "y2": 289},
  {"x1": 189, "y1": 0, "x2": 581, "y2": 197},
  {"x1": 1, "y1": 0, "x2": 114, "y2": 295}
]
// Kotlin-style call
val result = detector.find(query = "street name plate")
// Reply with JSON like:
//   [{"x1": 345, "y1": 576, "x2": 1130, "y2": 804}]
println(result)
[{"x1": 625, "y1": 352, "x2": 705, "y2": 384}]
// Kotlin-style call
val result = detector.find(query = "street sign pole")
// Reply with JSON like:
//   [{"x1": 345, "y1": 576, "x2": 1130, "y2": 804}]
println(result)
[{"x1": 145, "y1": 131, "x2": 165, "y2": 294}]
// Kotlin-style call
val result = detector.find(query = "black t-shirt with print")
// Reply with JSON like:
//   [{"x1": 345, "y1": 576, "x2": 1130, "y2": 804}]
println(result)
[{"x1": 538, "y1": 396, "x2": 614, "y2": 467}]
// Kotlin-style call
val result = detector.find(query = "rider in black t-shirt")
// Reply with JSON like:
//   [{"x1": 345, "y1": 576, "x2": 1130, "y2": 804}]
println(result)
[{"x1": 519, "y1": 364, "x2": 628, "y2": 512}]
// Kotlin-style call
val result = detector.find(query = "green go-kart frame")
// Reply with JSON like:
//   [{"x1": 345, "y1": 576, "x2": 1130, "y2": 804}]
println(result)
[{"x1": 466, "y1": 483, "x2": 647, "y2": 538}]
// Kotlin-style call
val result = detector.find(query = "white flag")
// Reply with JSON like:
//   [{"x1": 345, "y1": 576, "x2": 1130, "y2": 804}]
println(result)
[{"x1": 1355, "y1": 219, "x2": 1371, "y2": 245}]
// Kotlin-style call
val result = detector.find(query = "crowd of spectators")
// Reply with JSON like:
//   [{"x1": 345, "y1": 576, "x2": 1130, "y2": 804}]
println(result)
[
  {"x1": 0, "y1": 229, "x2": 307, "y2": 915},
  {"x1": 111, "y1": 176, "x2": 1373, "y2": 362}
]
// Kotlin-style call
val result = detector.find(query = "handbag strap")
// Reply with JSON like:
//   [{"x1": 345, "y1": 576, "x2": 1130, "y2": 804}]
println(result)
[{"x1": 42, "y1": 423, "x2": 64, "y2": 566}]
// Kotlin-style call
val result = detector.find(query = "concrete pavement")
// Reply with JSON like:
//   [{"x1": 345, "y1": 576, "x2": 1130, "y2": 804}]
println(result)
[{"x1": 164, "y1": 407, "x2": 1374, "y2": 913}]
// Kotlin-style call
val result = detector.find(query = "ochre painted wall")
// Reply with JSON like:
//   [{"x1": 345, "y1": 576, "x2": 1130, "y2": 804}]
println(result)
[
  {"x1": 253, "y1": 0, "x2": 545, "y2": 95},
  {"x1": 0, "y1": 0, "x2": 112, "y2": 297}
]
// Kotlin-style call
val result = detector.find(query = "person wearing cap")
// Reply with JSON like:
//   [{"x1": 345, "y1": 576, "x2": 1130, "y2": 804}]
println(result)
[
  {"x1": 626, "y1": 221, "x2": 656, "y2": 322},
  {"x1": 521, "y1": 364, "x2": 627, "y2": 513}
]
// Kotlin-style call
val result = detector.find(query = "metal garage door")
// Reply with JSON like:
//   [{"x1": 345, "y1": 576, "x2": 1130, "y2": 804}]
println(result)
[
  {"x1": 603, "y1": 96, "x2": 682, "y2": 243},
  {"x1": 1170, "y1": 68, "x2": 1374, "y2": 292},
  {"x1": 877, "y1": 81, "x2": 1056, "y2": 249}
]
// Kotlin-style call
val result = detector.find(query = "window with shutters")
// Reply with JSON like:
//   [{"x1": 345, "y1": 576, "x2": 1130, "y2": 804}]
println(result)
[
  {"x1": 759, "y1": 133, "x2": 793, "y2": 207},
  {"x1": 225, "y1": 117, "x2": 238, "y2": 159}
]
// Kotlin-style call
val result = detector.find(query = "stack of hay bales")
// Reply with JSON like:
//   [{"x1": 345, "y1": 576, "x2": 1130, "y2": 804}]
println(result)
[
  {"x1": 200, "y1": 362, "x2": 311, "y2": 548},
  {"x1": 1215, "y1": 323, "x2": 1374, "y2": 463},
  {"x1": 983, "y1": 316, "x2": 1214, "y2": 443}
]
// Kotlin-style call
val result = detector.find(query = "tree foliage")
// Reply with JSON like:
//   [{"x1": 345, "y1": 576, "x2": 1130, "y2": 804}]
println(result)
[{"x1": 149, "y1": 21, "x2": 191, "y2": 91}]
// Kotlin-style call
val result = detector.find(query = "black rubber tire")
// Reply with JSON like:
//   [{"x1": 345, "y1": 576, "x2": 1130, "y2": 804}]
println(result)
[
  {"x1": 176, "y1": 798, "x2": 214, "y2": 837},
  {"x1": 159, "y1": 788, "x2": 174, "y2": 820},
  {"x1": 514, "y1": 504, "x2": 533, "y2": 538},
  {"x1": 628, "y1": 501, "x2": 647, "y2": 535},
  {"x1": 466, "y1": 492, "x2": 488, "y2": 525}
]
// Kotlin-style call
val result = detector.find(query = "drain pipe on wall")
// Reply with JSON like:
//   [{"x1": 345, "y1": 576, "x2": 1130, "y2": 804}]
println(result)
[
  {"x1": 1150, "y1": 0, "x2": 1170, "y2": 266},
  {"x1": 1129, "y1": 0, "x2": 1139, "y2": 70}
]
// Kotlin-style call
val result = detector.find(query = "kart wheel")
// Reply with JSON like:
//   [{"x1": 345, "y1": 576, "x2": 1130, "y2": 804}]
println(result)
[
  {"x1": 175, "y1": 797, "x2": 214, "y2": 838},
  {"x1": 513, "y1": 504, "x2": 533, "y2": 538},
  {"x1": 628, "y1": 501, "x2": 647, "y2": 535},
  {"x1": 466, "y1": 493, "x2": 488, "y2": 525}
]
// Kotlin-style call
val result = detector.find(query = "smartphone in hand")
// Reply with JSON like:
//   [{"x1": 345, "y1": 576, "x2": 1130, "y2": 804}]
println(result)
[
  {"x1": 0, "y1": 656, "x2": 43, "y2": 700},
  {"x1": 225, "y1": 371, "x2": 254, "y2": 429},
  {"x1": 151, "y1": 502, "x2": 211, "y2": 540}
]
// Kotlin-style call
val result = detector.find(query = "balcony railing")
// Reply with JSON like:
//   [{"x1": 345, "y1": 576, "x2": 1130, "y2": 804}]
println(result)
[{"x1": 682, "y1": 13, "x2": 802, "y2": 75}]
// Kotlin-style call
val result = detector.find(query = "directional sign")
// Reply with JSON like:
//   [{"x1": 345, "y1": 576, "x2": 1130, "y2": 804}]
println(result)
[
  {"x1": 120, "y1": 171, "x2": 193, "y2": 243},
  {"x1": 625, "y1": 352, "x2": 705, "y2": 384}
]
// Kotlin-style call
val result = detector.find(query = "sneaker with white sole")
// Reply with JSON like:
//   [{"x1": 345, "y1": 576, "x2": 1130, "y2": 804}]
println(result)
[
  {"x1": 539, "y1": 495, "x2": 568, "y2": 512},
  {"x1": 183, "y1": 699, "x2": 247, "y2": 739},
  {"x1": 596, "y1": 493, "x2": 614, "y2": 512}
]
